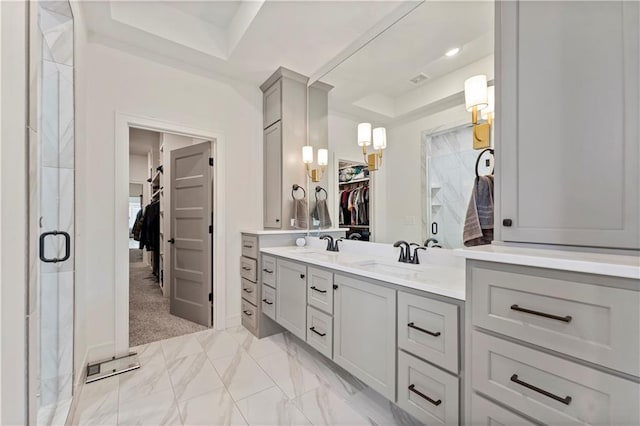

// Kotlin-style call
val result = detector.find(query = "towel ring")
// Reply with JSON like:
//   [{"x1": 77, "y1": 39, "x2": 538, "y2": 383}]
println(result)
[
  {"x1": 291, "y1": 184, "x2": 306, "y2": 200},
  {"x1": 475, "y1": 148, "x2": 495, "y2": 178},
  {"x1": 315, "y1": 186, "x2": 328, "y2": 201}
]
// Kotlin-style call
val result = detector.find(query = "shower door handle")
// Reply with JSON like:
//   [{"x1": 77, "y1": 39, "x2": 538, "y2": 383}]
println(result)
[{"x1": 39, "y1": 231, "x2": 71, "y2": 263}]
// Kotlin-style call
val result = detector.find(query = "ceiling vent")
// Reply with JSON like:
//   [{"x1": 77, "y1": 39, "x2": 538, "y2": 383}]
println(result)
[{"x1": 409, "y1": 73, "x2": 430, "y2": 85}]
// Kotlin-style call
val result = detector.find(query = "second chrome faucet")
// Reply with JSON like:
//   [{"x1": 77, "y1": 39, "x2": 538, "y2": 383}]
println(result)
[
  {"x1": 320, "y1": 235, "x2": 343, "y2": 252},
  {"x1": 393, "y1": 240, "x2": 427, "y2": 264}
]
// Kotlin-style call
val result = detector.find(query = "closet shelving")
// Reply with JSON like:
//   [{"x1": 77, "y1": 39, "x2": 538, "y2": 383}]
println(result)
[
  {"x1": 339, "y1": 177, "x2": 369, "y2": 186},
  {"x1": 338, "y1": 160, "x2": 371, "y2": 241}
]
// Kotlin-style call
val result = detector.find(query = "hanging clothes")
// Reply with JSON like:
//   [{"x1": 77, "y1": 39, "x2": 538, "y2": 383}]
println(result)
[
  {"x1": 132, "y1": 209, "x2": 144, "y2": 241},
  {"x1": 139, "y1": 200, "x2": 161, "y2": 277}
]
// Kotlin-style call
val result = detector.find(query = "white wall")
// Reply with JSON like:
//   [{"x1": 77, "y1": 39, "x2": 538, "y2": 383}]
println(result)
[
  {"x1": 129, "y1": 154, "x2": 148, "y2": 183},
  {"x1": 74, "y1": 35, "x2": 263, "y2": 376},
  {"x1": 0, "y1": 1, "x2": 28, "y2": 423}
]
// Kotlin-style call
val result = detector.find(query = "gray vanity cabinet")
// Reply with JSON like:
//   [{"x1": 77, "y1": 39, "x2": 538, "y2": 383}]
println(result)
[
  {"x1": 260, "y1": 67, "x2": 308, "y2": 229},
  {"x1": 496, "y1": 1, "x2": 640, "y2": 249},
  {"x1": 333, "y1": 274, "x2": 396, "y2": 400},
  {"x1": 276, "y1": 259, "x2": 307, "y2": 340}
]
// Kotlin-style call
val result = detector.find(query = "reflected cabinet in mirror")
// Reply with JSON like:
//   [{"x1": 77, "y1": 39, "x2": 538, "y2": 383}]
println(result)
[{"x1": 309, "y1": 1, "x2": 495, "y2": 248}]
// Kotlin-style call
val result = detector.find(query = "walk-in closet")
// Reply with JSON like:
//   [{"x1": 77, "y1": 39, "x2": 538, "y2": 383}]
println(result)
[{"x1": 337, "y1": 160, "x2": 371, "y2": 240}]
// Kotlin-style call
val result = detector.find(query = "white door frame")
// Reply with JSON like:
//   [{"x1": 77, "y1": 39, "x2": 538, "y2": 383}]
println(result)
[{"x1": 114, "y1": 112, "x2": 227, "y2": 355}]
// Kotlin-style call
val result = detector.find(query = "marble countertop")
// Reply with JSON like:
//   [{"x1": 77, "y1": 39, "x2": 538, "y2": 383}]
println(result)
[
  {"x1": 260, "y1": 245, "x2": 466, "y2": 301},
  {"x1": 241, "y1": 228, "x2": 348, "y2": 236},
  {"x1": 456, "y1": 245, "x2": 640, "y2": 279}
]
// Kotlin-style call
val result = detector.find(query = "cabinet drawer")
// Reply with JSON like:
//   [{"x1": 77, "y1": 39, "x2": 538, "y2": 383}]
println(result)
[
  {"x1": 241, "y1": 278, "x2": 257, "y2": 305},
  {"x1": 241, "y1": 235, "x2": 258, "y2": 259},
  {"x1": 398, "y1": 291, "x2": 458, "y2": 374},
  {"x1": 241, "y1": 300, "x2": 257, "y2": 330},
  {"x1": 240, "y1": 256, "x2": 257, "y2": 282},
  {"x1": 263, "y1": 80, "x2": 281, "y2": 129},
  {"x1": 472, "y1": 331, "x2": 640, "y2": 426},
  {"x1": 470, "y1": 263, "x2": 640, "y2": 376},
  {"x1": 470, "y1": 393, "x2": 535, "y2": 426},
  {"x1": 306, "y1": 306, "x2": 333, "y2": 359},
  {"x1": 397, "y1": 351, "x2": 459, "y2": 426},
  {"x1": 262, "y1": 284, "x2": 276, "y2": 320},
  {"x1": 307, "y1": 267, "x2": 334, "y2": 314},
  {"x1": 262, "y1": 255, "x2": 276, "y2": 288}
]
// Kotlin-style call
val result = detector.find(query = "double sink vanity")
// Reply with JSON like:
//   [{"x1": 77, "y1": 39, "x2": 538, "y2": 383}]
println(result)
[{"x1": 240, "y1": 231, "x2": 640, "y2": 426}]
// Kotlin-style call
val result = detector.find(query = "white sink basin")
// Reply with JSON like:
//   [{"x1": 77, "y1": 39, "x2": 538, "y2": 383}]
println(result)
[
  {"x1": 347, "y1": 260, "x2": 438, "y2": 283},
  {"x1": 294, "y1": 250, "x2": 340, "y2": 262}
]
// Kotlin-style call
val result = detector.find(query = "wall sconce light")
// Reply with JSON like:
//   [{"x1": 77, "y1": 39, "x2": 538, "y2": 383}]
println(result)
[
  {"x1": 464, "y1": 75, "x2": 493, "y2": 149},
  {"x1": 302, "y1": 145, "x2": 328, "y2": 182},
  {"x1": 357, "y1": 123, "x2": 387, "y2": 171}
]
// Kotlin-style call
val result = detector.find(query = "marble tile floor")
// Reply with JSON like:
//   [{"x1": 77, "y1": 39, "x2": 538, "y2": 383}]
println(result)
[{"x1": 70, "y1": 326, "x2": 421, "y2": 426}]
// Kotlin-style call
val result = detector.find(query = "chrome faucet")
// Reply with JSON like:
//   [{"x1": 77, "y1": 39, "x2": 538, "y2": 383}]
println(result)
[
  {"x1": 410, "y1": 244, "x2": 427, "y2": 264},
  {"x1": 424, "y1": 238, "x2": 439, "y2": 247},
  {"x1": 320, "y1": 235, "x2": 342, "y2": 252}
]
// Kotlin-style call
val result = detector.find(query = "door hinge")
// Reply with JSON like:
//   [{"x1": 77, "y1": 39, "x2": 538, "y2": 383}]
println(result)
[
  {"x1": 208, "y1": 292, "x2": 213, "y2": 302},
  {"x1": 209, "y1": 225, "x2": 213, "y2": 234},
  {"x1": 209, "y1": 157, "x2": 214, "y2": 166}
]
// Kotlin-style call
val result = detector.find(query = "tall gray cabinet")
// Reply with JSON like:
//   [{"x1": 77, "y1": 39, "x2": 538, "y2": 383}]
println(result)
[
  {"x1": 495, "y1": 0, "x2": 640, "y2": 250},
  {"x1": 260, "y1": 67, "x2": 308, "y2": 229}
]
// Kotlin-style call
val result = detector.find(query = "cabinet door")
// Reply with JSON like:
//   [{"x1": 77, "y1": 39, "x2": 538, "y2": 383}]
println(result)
[
  {"x1": 263, "y1": 80, "x2": 281, "y2": 129},
  {"x1": 333, "y1": 274, "x2": 396, "y2": 400},
  {"x1": 498, "y1": 1, "x2": 639, "y2": 249},
  {"x1": 275, "y1": 259, "x2": 307, "y2": 340},
  {"x1": 264, "y1": 122, "x2": 282, "y2": 228}
]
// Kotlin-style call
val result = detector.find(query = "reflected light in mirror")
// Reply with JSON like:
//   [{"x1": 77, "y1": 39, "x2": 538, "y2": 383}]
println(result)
[
  {"x1": 481, "y1": 85, "x2": 495, "y2": 120},
  {"x1": 318, "y1": 148, "x2": 328, "y2": 166},
  {"x1": 373, "y1": 127, "x2": 387, "y2": 150},
  {"x1": 357, "y1": 122, "x2": 372, "y2": 146},
  {"x1": 302, "y1": 145, "x2": 314, "y2": 164},
  {"x1": 464, "y1": 75, "x2": 488, "y2": 112}
]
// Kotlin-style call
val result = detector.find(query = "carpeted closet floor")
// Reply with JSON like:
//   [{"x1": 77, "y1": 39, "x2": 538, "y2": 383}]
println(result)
[{"x1": 129, "y1": 249, "x2": 207, "y2": 347}]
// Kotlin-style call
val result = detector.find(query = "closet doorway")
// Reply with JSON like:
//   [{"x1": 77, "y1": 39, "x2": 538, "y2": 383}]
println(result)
[
  {"x1": 337, "y1": 160, "x2": 372, "y2": 241},
  {"x1": 123, "y1": 122, "x2": 220, "y2": 348}
]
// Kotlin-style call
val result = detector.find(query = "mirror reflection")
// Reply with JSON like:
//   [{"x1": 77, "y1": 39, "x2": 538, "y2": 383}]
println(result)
[{"x1": 311, "y1": 0, "x2": 495, "y2": 248}]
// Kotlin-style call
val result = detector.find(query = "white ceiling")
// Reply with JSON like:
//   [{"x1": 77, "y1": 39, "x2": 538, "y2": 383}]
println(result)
[
  {"x1": 129, "y1": 128, "x2": 160, "y2": 155},
  {"x1": 320, "y1": 1, "x2": 495, "y2": 124},
  {"x1": 80, "y1": 0, "x2": 422, "y2": 85}
]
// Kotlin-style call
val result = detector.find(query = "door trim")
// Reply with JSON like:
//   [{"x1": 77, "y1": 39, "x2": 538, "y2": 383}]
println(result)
[{"x1": 114, "y1": 112, "x2": 227, "y2": 356}]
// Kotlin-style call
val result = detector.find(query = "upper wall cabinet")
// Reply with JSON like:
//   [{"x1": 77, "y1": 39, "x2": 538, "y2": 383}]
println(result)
[
  {"x1": 497, "y1": 1, "x2": 639, "y2": 250},
  {"x1": 260, "y1": 67, "x2": 308, "y2": 229}
]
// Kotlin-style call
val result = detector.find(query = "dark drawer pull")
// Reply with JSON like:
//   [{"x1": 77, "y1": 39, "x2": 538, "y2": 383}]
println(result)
[
  {"x1": 263, "y1": 268, "x2": 273, "y2": 274},
  {"x1": 408, "y1": 384, "x2": 441, "y2": 406},
  {"x1": 510, "y1": 304, "x2": 572, "y2": 323},
  {"x1": 510, "y1": 374, "x2": 572, "y2": 405},
  {"x1": 310, "y1": 286, "x2": 327, "y2": 294},
  {"x1": 243, "y1": 244, "x2": 253, "y2": 248},
  {"x1": 407, "y1": 322, "x2": 441, "y2": 337},
  {"x1": 242, "y1": 266, "x2": 251, "y2": 271},
  {"x1": 39, "y1": 231, "x2": 71, "y2": 263},
  {"x1": 243, "y1": 288, "x2": 253, "y2": 294},
  {"x1": 243, "y1": 310, "x2": 253, "y2": 317},
  {"x1": 309, "y1": 326, "x2": 326, "y2": 337},
  {"x1": 300, "y1": 274, "x2": 305, "y2": 279},
  {"x1": 262, "y1": 299, "x2": 273, "y2": 305}
]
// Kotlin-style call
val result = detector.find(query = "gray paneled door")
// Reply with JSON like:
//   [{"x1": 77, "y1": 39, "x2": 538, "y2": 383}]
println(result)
[{"x1": 169, "y1": 141, "x2": 212, "y2": 326}]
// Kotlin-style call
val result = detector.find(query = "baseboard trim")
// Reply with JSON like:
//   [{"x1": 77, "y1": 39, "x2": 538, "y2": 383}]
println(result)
[{"x1": 225, "y1": 314, "x2": 241, "y2": 329}]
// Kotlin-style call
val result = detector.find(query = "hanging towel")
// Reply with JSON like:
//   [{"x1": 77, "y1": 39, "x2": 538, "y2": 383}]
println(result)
[
  {"x1": 293, "y1": 197, "x2": 308, "y2": 229},
  {"x1": 312, "y1": 199, "x2": 332, "y2": 228},
  {"x1": 463, "y1": 175, "x2": 494, "y2": 246}
]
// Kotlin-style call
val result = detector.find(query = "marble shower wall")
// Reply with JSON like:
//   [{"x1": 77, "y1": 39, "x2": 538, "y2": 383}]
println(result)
[
  {"x1": 35, "y1": 1, "x2": 75, "y2": 411},
  {"x1": 426, "y1": 126, "x2": 490, "y2": 249}
]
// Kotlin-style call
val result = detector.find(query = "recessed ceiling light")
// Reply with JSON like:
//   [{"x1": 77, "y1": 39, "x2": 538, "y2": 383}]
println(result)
[{"x1": 445, "y1": 47, "x2": 460, "y2": 57}]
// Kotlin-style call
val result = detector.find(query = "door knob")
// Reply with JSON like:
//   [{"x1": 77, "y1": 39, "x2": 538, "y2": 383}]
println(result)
[
  {"x1": 168, "y1": 238, "x2": 175, "y2": 244},
  {"x1": 502, "y1": 219, "x2": 513, "y2": 227}
]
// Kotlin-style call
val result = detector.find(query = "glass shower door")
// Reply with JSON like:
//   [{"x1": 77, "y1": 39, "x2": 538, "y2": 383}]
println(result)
[{"x1": 28, "y1": 1, "x2": 75, "y2": 424}]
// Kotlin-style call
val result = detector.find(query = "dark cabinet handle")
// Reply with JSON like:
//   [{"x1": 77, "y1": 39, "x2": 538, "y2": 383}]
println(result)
[
  {"x1": 243, "y1": 244, "x2": 253, "y2": 248},
  {"x1": 262, "y1": 299, "x2": 273, "y2": 305},
  {"x1": 39, "y1": 231, "x2": 71, "y2": 263},
  {"x1": 431, "y1": 222, "x2": 438, "y2": 235},
  {"x1": 503, "y1": 219, "x2": 513, "y2": 227},
  {"x1": 242, "y1": 266, "x2": 251, "y2": 271},
  {"x1": 333, "y1": 284, "x2": 338, "y2": 290},
  {"x1": 168, "y1": 238, "x2": 175, "y2": 244},
  {"x1": 263, "y1": 268, "x2": 273, "y2": 274},
  {"x1": 309, "y1": 326, "x2": 326, "y2": 337},
  {"x1": 408, "y1": 384, "x2": 441, "y2": 406},
  {"x1": 408, "y1": 322, "x2": 441, "y2": 337},
  {"x1": 310, "y1": 286, "x2": 327, "y2": 294},
  {"x1": 510, "y1": 374, "x2": 572, "y2": 405},
  {"x1": 510, "y1": 304, "x2": 572, "y2": 323},
  {"x1": 275, "y1": 219, "x2": 280, "y2": 222},
  {"x1": 243, "y1": 310, "x2": 253, "y2": 317},
  {"x1": 300, "y1": 274, "x2": 305, "y2": 279},
  {"x1": 243, "y1": 288, "x2": 253, "y2": 294}
]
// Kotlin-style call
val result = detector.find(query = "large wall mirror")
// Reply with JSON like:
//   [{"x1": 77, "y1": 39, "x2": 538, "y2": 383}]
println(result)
[{"x1": 309, "y1": 0, "x2": 495, "y2": 248}]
